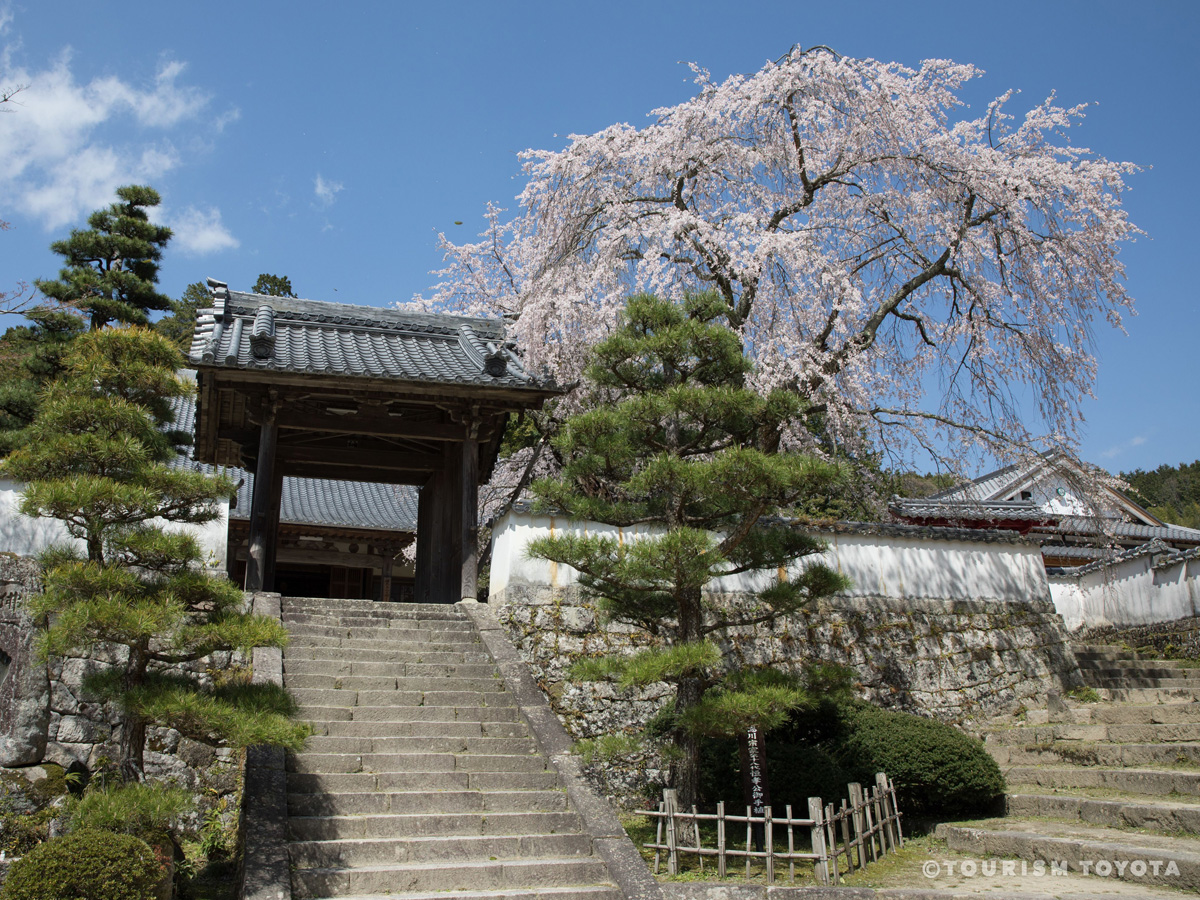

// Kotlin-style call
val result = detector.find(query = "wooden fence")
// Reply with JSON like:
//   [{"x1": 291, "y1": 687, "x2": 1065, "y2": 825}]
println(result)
[{"x1": 638, "y1": 772, "x2": 902, "y2": 885}]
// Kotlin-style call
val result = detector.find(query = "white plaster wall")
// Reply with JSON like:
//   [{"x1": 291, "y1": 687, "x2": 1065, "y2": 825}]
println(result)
[
  {"x1": 0, "y1": 478, "x2": 81, "y2": 557},
  {"x1": 1051, "y1": 554, "x2": 1200, "y2": 630},
  {"x1": 0, "y1": 478, "x2": 230, "y2": 572},
  {"x1": 490, "y1": 509, "x2": 1050, "y2": 605}
]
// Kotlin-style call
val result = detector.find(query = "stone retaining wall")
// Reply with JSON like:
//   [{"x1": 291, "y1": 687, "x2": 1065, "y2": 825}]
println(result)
[
  {"x1": 0, "y1": 554, "x2": 240, "y2": 807},
  {"x1": 493, "y1": 583, "x2": 1082, "y2": 798}
]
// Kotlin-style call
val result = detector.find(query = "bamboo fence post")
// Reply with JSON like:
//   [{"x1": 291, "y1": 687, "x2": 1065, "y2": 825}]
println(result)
[
  {"x1": 889, "y1": 776, "x2": 904, "y2": 846},
  {"x1": 825, "y1": 801, "x2": 839, "y2": 883},
  {"x1": 808, "y1": 798, "x2": 829, "y2": 886},
  {"x1": 717, "y1": 801, "x2": 727, "y2": 878},
  {"x1": 664, "y1": 789, "x2": 679, "y2": 875},
  {"x1": 786, "y1": 804, "x2": 795, "y2": 884},
  {"x1": 692, "y1": 805, "x2": 703, "y2": 873},
  {"x1": 875, "y1": 773, "x2": 897, "y2": 851},
  {"x1": 654, "y1": 799, "x2": 664, "y2": 874},
  {"x1": 763, "y1": 806, "x2": 773, "y2": 884},
  {"x1": 745, "y1": 806, "x2": 752, "y2": 879},
  {"x1": 861, "y1": 786, "x2": 879, "y2": 862},
  {"x1": 848, "y1": 783, "x2": 867, "y2": 864},
  {"x1": 839, "y1": 799, "x2": 855, "y2": 871},
  {"x1": 871, "y1": 782, "x2": 891, "y2": 855}
]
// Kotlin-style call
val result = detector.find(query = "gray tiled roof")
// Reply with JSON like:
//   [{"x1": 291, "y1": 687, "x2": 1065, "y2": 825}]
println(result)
[
  {"x1": 502, "y1": 500, "x2": 1034, "y2": 545},
  {"x1": 188, "y1": 280, "x2": 545, "y2": 391},
  {"x1": 167, "y1": 394, "x2": 416, "y2": 533},
  {"x1": 1036, "y1": 518, "x2": 1200, "y2": 545},
  {"x1": 927, "y1": 450, "x2": 1061, "y2": 503},
  {"x1": 889, "y1": 498, "x2": 1058, "y2": 522},
  {"x1": 230, "y1": 472, "x2": 417, "y2": 532}
]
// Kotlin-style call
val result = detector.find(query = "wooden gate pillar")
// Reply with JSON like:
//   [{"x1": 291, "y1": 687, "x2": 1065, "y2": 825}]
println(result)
[
  {"x1": 414, "y1": 478, "x2": 435, "y2": 603},
  {"x1": 245, "y1": 395, "x2": 280, "y2": 593},
  {"x1": 460, "y1": 430, "x2": 480, "y2": 602}
]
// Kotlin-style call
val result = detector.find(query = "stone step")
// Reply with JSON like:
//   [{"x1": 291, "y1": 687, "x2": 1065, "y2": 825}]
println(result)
[
  {"x1": 296, "y1": 705, "x2": 522, "y2": 724},
  {"x1": 989, "y1": 741, "x2": 1200, "y2": 768},
  {"x1": 287, "y1": 752, "x2": 550, "y2": 776},
  {"x1": 286, "y1": 647, "x2": 493, "y2": 665},
  {"x1": 283, "y1": 610, "x2": 466, "y2": 625},
  {"x1": 286, "y1": 624, "x2": 476, "y2": 641},
  {"x1": 1097, "y1": 686, "x2": 1200, "y2": 703},
  {"x1": 302, "y1": 735, "x2": 537, "y2": 755},
  {"x1": 936, "y1": 820, "x2": 1200, "y2": 890},
  {"x1": 285, "y1": 674, "x2": 508, "y2": 693},
  {"x1": 283, "y1": 659, "x2": 498, "y2": 678},
  {"x1": 287, "y1": 770, "x2": 563, "y2": 795},
  {"x1": 986, "y1": 722, "x2": 1200, "y2": 745},
  {"x1": 289, "y1": 688, "x2": 515, "y2": 709},
  {"x1": 291, "y1": 833, "x2": 594, "y2": 869},
  {"x1": 286, "y1": 635, "x2": 485, "y2": 652},
  {"x1": 1005, "y1": 765, "x2": 1200, "y2": 797},
  {"x1": 291, "y1": 857, "x2": 613, "y2": 899},
  {"x1": 293, "y1": 886, "x2": 620, "y2": 900},
  {"x1": 310, "y1": 720, "x2": 528, "y2": 739},
  {"x1": 288, "y1": 789, "x2": 569, "y2": 818},
  {"x1": 282, "y1": 599, "x2": 466, "y2": 618},
  {"x1": 289, "y1": 810, "x2": 584, "y2": 842},
  {"x1": 1090, "y1": 677, "x2": 1200, "y2": 690},
  {"x1": 1080, "y1": 663, "x2": 1200, "y2": 679},
  {"x1": 1007, "y1": 793, "x2": 1200, "y2": 833},
  {"x1": 1076, "y1": 702, "x2": 1200, "y2": 725},
  {"x1": 1073, "y1": 644, "x2": 1151, "y2": 661}
]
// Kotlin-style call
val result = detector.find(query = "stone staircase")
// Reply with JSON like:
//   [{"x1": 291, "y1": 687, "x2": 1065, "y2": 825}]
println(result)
[
  {"x1": 937, "y1": 643, "x2": 1200, "y2": 892},
  {"x1": 281, "y1": 596, "x2": 622, "y2": 900}
]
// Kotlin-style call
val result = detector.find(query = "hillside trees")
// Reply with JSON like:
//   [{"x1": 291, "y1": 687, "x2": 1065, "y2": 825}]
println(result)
[
  {"x1": 35, "y1": 185, "x2": 173, "y2": 331},
  {"x1": 252, "y1": 273, "x2": 297, "y2": 298},
  {"x1": 528, "y1": 294, "x2": 849, "y2": 809},
  {"x1": 1122, "y1": 461, "x2": 1200, "y2": 529},
  {"x1": 0, "y1": 328, "x2": 306, "y2": 781},
  {"x1": 426, "y1": 47, "x2": 1139, "y2": 480}
]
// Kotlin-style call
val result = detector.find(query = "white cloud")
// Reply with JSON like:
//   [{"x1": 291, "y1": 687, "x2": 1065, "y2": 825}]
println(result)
[
  {"x1": 1099, "y1": 435, "x2": 1148, "y2": 460},
  {"x1": 314, "y1": 174, "x2": 343, "y2": 206},
  {"x1": 0, "y1": 40, "x2": 214, "y2": 229},
  {"x1": 169, "y1": 206, "x2": 239, "y2": 255}
]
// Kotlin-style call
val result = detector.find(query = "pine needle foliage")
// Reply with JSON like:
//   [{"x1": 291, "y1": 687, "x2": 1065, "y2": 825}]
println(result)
[
  {"x1": 0, "y1": 327, "x2": 304, "y2": 781},
  {"x1": 528, "y1": 293, "x2": 851, "y2": 809},
  {"x1": 34, "y1": 185, "x2": 173, "y2": 331}
]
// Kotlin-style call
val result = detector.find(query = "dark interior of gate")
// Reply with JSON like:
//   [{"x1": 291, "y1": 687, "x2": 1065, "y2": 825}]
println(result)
[{"x1": 188, "y1": 280, "x2": 555, "y2": 603}]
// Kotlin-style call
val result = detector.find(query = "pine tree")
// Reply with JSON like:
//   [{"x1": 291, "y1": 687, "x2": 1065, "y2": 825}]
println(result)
[
  {"x1": 154, "y1": 281, "x2": 210, "y2": 353},
  {"x1": 0, "y1": 305, "x2": 86, "y2": 454},
  {"x1": 528, "y1": 294, "x2": 850, "y2": 809},
  {"x1": 35, "y1": 185, "x2": 173, "y2": 331},
  {"x1": 251, "y1": 273, "x2": 296, "y2": 298},
  {"x1": 1, "y1": 327, "x2": 306, "y2": 781}
]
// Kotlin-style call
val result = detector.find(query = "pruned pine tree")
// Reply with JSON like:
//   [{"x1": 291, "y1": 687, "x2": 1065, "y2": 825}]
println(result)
[
  {"x1": 527, "y1": 294, "x2": 850, "y2": 810},
  {"x1": 35, "y1": 185, "x2": 173, "y2": 331},
  {"x1": 1, "y1": 327, "x2": 307, "y2": 781}
]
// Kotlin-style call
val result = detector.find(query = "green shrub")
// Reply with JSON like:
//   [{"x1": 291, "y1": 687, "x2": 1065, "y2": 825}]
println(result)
[
  {"x1": 0, "y1": 807, "x2": 54, "y2": 856},
  {"x1": 832, "y1": 702, "x2": 1005, "y2": 817},
  {"x1": 1, "y1": 829, "x2": 165, "y2": 900},
  {"x1": 697, "y1": 699, "x2": 1004, "y2": 819},
  {"x1": 700, "y1": 736, "x2": 852, "y2": 809},
  {"x1": 68, "y1": 781, "x2": 193, "y2": 844}
]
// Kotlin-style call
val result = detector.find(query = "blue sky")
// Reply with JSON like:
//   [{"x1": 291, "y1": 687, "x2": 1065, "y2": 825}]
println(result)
[{"x1": 0, "y1": 0, "x2": 1195, "y2": 475}]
